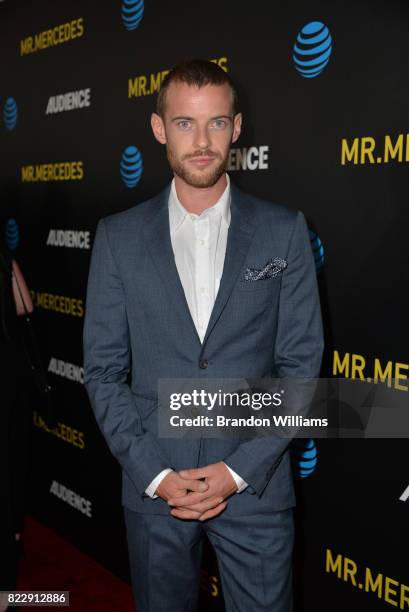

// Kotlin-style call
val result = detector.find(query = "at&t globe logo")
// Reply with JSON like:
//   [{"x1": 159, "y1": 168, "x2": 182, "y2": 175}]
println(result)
[
  {"x1": 121, "y1": 0, "x2": 144, "y2": 31},
  {"x1": 293, "y1": 21, "x2": 333, "y2": 78},
  {"x1": 291, "y1": 438, "x2": 318, "y2": 478},
  {"x1": 5, "y1": 218, "x2": 19, "y2": 251},
  {"x1": 120, "y1": 146, "x2": 143, "y2": 188},
  {"x1": 3, "y1": 97, "x2": 18, "y2": 131},
  {"x1": 309, "y1": 230, "x2": 324, "y2": 272}
]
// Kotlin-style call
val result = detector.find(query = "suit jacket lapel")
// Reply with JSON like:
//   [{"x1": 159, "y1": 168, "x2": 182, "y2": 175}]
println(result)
[{"x1": 201, "y1": 182, "x2": 256, "y2": 346}]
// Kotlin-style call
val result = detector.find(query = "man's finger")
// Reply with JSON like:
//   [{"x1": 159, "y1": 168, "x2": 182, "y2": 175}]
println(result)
[
  {"x1": 170, "y1": 497, "x2": 224, "y2": 513},
  {"x1": 198, "y1": 502, "x2": 227, "y2": 522},
  {"x1": 170, "y1": 508, "x2": 202, "y2": 520},
  {"x1": 180, "y1": 478, "x2": 209, "y2": 493},
  {"x1": 179, "y1": 467, "x2": 209, "y2": 480},
  {"x1": 168, "y1": 491, "x2": 210, "y2": 507}
]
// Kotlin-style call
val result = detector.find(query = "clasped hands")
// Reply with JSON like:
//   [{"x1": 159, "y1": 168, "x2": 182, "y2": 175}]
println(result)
[{"x1": 155, "y1": 461, "x2": 238, "y2": 521}]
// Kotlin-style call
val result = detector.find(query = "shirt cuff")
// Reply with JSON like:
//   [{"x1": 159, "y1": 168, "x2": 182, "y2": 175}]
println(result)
[
  {"x1": 224, "y1": 462, "x2": 248, "y2": 493},
  {"x1": 145, "y1": 468, "x2": 173, "y2": 499}
]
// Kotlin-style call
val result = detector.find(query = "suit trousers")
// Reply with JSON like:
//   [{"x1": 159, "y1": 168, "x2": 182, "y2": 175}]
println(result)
[{"x1": 124, "y1": 506, "x2": 294, "y2": 612}]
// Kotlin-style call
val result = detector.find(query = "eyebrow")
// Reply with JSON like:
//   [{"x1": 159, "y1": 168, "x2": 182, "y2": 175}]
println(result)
[{"x1": 170, "y1": 115, "x2": 233, "y2": 123}]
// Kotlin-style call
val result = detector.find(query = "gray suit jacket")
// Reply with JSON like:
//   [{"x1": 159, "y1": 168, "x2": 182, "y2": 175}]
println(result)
[{"x1": 83, "y1": 181, "x2": 324, "y2": 516}]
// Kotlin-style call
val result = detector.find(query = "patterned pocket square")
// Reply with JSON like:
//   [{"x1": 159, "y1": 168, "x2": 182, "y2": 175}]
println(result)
[{"x1": 244, "y1": 257, "x2": 287, "y2": 282}]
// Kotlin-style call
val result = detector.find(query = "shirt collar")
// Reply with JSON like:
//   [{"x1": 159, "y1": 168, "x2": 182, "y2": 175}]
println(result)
[{"x1": 169, "y1": 173, "x2": 231, "y2": 233}]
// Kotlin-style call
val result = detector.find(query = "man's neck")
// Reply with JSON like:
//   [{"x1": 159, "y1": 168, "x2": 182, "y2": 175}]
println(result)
[{"x1": 174, "y1": 173, "x2": 227, "y2": 215}]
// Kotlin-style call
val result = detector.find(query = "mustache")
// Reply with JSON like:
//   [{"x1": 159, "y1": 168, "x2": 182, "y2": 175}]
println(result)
[{"x1": 182, "y1": 150, "x2": 221, "y2": 160}]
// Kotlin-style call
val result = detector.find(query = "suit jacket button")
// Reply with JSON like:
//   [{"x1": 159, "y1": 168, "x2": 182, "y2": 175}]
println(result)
[{"x1": 199, "y1": 359, "x2": 209, "y2": 369}]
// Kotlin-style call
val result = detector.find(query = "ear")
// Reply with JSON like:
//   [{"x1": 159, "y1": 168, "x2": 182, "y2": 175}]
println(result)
[
  {"x1": 151, "y1": 113, "x2": 167, "y2": 144},
  {"x1": 232, "y1": 112, "x2": 242, "y2": 144}
]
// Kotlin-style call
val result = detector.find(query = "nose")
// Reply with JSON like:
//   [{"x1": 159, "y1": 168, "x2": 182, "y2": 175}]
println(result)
[{"x1": 193, "y1": 124, "x2": 211, "y2": 150}]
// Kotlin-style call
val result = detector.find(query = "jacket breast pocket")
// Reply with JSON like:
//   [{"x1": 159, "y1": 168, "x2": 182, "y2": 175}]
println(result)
[{"x1": 236, "y1": 274, "x2": 282, "y2": 293}]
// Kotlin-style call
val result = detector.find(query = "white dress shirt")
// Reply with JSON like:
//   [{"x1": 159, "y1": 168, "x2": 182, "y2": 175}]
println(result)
[{"x1": 145, "y1": 174, "x2": 248, "y2": 498}]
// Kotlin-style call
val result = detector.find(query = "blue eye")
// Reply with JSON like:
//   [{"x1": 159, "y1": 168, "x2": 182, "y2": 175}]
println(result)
[
  {"x1": 178, "y1": 121, "x2": 191, "y2": 130},
  {"x1": 212, "y1": 119, "x2": 227, "y2": 129}
]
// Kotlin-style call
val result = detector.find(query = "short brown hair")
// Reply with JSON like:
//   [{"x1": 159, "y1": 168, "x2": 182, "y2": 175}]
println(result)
[{"x1": 156, "y1": 59, "x2": 239, "y2": 118}]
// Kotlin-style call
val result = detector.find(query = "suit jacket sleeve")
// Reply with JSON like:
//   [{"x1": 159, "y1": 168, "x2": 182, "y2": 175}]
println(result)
[
  {"x1": 224, "y1": 210, "x2": 324, "y2": 497},
  {"x1": 83, "y1": 219, "x2": 171, "y2": 496}
]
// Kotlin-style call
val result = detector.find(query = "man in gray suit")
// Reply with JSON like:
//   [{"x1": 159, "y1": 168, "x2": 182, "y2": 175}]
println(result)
[{"x1": 83, "y1": 59, "x2": 323, "y2": 611}]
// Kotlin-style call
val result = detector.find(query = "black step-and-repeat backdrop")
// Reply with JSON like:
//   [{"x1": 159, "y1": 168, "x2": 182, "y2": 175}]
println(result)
[{"x1": 1, "y1": 1, "x2": 408, "y2": 609}]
